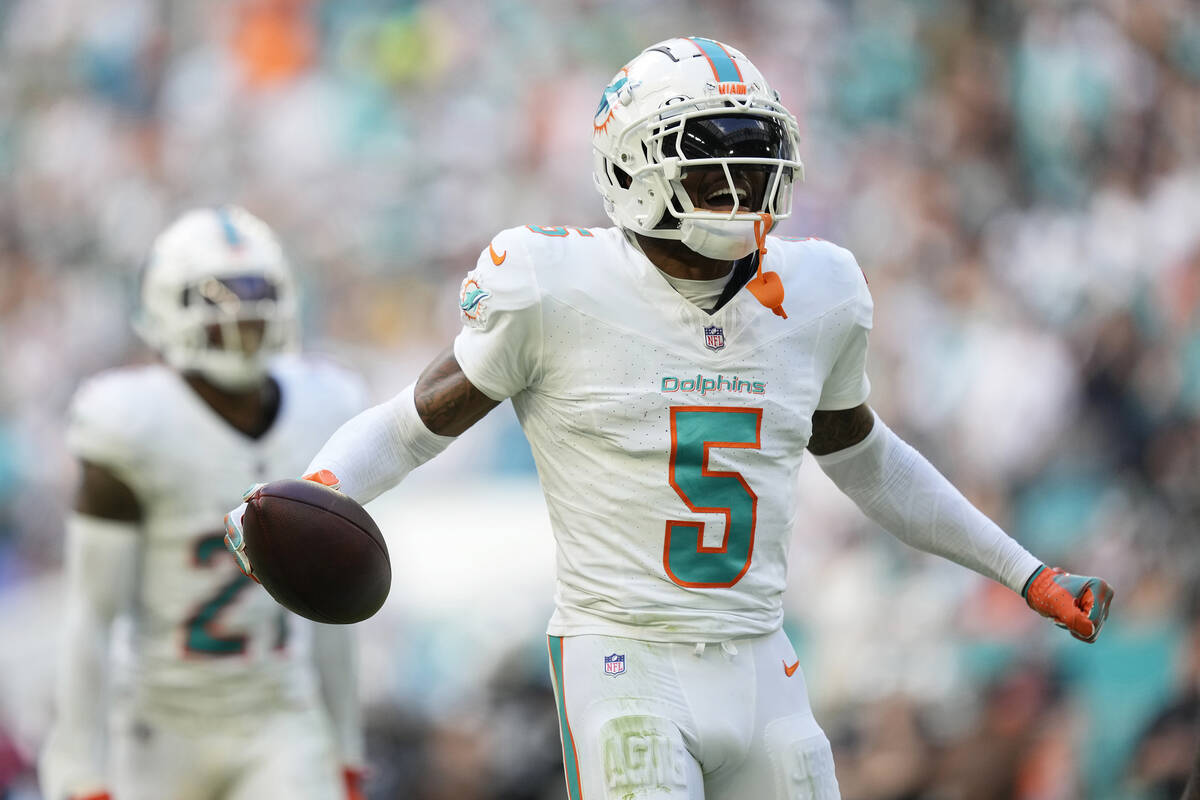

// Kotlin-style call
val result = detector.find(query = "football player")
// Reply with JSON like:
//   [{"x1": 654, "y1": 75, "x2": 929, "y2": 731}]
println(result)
[
  {"x1": 228, "y1": 38, "x2": 1114, "y2": 799},
  {"x1": 41, "y1": 207, "x2": 367, "y2": 800}
]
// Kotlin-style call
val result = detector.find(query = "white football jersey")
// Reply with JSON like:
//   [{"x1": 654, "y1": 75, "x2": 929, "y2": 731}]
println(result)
[
  {"x1": 454, "y1": 226, "x2": 872, "y2": 642},
  {"x1": 66, "y1": 356, "x2": 366, "y2": 718}
]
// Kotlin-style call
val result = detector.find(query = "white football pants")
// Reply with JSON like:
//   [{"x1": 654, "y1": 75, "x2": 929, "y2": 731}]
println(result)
[
  {"x1": 548, "y1": 628, "x2": 840, "y2": 800},
  {"x1": 111, "y1": 702, "x2": 343, "y2": 800}
]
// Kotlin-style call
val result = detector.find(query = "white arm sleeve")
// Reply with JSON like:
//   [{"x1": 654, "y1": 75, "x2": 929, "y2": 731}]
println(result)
[
  {"x1": 39, "y1": 514, "x2": 139, "y2": 800},
  {"x1": 304, "y1": 384, "x2": 456, "y2": 506},
  {"x1": 311, "y1": 623, "x2": 364, "y2": 767},
  {"x1": 813, "y1": 414, "x2": 1042, "y2": 592}
]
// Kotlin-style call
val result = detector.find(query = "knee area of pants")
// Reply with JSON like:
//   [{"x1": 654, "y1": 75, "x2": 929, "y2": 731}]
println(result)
[{"x1": 599, "y1": 715, "x2": 689, "y2": 798}]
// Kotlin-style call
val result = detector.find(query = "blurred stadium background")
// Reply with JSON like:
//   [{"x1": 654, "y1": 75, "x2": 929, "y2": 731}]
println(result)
[{"x1": 1, "y1": 0, "x2": 1199, "y2": 797}]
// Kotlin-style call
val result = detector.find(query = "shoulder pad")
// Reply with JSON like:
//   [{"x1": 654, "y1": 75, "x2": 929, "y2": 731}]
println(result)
[
  {"x1": 773, "y1": 237, "x2": 872, "y2": 326},
  {"x1": 460, "y1": 228, "x2": 544, "y2": 328},
  {"x1": 67, "y1": 367, "x2": 164, "y2": 473}
]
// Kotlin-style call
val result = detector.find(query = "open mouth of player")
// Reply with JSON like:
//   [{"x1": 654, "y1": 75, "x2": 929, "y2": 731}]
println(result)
[{"x1": 697, "y1": 180, "x2": 752, "y2": 214}]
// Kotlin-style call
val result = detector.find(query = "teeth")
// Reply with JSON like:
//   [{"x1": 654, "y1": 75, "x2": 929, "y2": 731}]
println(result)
[{"x1": 705, "y1": 187, "x2": 748, "y2": 203}]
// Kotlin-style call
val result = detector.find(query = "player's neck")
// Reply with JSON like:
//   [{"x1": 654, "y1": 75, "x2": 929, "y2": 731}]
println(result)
[
  {"x1": 633, "y1": 233, "x2": 735, "y2": 281},
  {"x1": 183, "y1": 373, "x2": 281, "y2": 439}
]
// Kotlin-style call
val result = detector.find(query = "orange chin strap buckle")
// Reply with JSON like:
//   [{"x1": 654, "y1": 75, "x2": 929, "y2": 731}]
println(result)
[{"x1": 745, "y1": 212, "x2": 787, "y2": 319}]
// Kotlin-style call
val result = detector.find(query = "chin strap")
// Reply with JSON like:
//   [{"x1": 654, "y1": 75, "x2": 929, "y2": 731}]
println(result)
[{"x1": 746, "y1": 213, "x2": 787, "y2": 319}]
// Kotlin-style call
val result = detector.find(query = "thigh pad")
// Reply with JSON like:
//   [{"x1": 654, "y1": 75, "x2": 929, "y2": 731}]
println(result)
[
  {"x1": 763, "y1": 716, "x2": 839, "y2": 800},
  {"x1": 599, "y1": 714, "x2": 690, "y2": 800}
]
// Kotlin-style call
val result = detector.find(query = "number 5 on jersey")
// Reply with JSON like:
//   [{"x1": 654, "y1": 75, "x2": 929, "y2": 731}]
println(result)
[{"x1": 664, "y1": 406, "x2": 761, "y2": 588}]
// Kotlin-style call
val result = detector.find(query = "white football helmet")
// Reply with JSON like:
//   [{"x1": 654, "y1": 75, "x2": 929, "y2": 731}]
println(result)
[
  {"x1": 592, "y1": 37, "x2": 804, "y2": 260},
  {"x1": 135, "y1": 206, "x2": 298, "y2": 390}
]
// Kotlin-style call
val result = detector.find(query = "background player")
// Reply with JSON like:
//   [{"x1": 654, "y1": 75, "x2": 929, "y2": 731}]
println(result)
[
  {"x1": 228, "y1": 38, "x2": 1113, "y2": 799},
  {"x1": 40, "y1": 207, "x2": 367, "y2": 800}
]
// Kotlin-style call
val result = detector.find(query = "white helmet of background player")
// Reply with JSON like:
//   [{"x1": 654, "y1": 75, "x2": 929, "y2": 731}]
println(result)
[
  {"x1": 135, "y1": 206, "x2": 298, "y2": 390},
  {"x1": 592, "y1": 37, "x2": 804, "y2": 260}
]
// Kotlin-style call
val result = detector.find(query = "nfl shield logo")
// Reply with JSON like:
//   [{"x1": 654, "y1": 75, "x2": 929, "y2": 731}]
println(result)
[
  {"x1": 704, "y1": 325, "x2": 726, "y2": 351},
  {"x1": 603, "y1": 653, "x2": 625, "y2": 676}
]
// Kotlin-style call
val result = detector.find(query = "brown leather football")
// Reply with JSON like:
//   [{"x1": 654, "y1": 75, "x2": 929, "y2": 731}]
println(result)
[{"x1": 241, "y1": 478, "x2": 390, "y2": 624}]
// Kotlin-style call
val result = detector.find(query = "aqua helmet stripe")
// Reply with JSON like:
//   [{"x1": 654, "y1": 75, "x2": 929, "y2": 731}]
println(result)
[
  {"x1": 688, "y1": 37, "x2": 743, "y2": 83},
  {"x1": 216, "y1": 206, "x2": 242, "y2": 248}
]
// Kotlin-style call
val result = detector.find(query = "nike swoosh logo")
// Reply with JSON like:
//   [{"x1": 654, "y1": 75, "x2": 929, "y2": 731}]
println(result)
[
  {"x1": 460, "y1": 287, "x2": 489, "y2": 312},
  {"x1": 489, "y1": 243, "x2": 507, "y2": 266},
  {"x1": 783, "y1": 659, "x2": 799, "y2": 677}
]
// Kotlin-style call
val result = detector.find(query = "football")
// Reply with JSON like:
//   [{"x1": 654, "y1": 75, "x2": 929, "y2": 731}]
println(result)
[{"x1": 241, "y1": 478, "x2": 391, "y2": 624}]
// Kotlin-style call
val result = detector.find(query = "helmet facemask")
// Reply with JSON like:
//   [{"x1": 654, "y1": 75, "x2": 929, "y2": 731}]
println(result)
[
  {"x1": 653, "y1": 112, "x2": 798, "y2": 218},
  {"x1": 161, "y1": 274, "x2": 296, "y2": 391},
  {"x1": 651, "y1": 111, "x2": 798, "y2": 259}
]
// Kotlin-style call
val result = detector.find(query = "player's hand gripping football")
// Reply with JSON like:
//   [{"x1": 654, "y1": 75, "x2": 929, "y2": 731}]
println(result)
[
  {"x1": 1022, "y1": 565, "x2": 1114, "y2": 642},
  {"x1": 224, "y1": 470, "x2": 341, "y2": 582}
]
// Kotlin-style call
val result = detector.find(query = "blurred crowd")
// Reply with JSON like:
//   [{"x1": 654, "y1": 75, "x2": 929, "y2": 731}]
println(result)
[{"x1": 2, "y1": 0, "x2": 1200, "y2": 797}]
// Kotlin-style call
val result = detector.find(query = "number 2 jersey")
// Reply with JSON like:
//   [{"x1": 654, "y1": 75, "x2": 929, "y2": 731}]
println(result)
[
  {"x1": 454, "y1": 226, "x2": 873, "y2": 642},
  {"x1": 66, "y1": 356, "x2": 366, "y2": 718}
]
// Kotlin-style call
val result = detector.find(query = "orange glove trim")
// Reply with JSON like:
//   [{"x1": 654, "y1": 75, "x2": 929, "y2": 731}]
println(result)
[{"x1": 303, "y1": 469, "x2": 341, "y2": 490}]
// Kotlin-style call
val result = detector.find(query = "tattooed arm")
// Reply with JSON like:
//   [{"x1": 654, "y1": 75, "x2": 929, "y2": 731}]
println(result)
[
  {"x1": 807, "y1": 404, "x2": 875, "y2": 456},
  {"x1": 414, "y1": 347, "x2": 501, "y2": 436}
]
